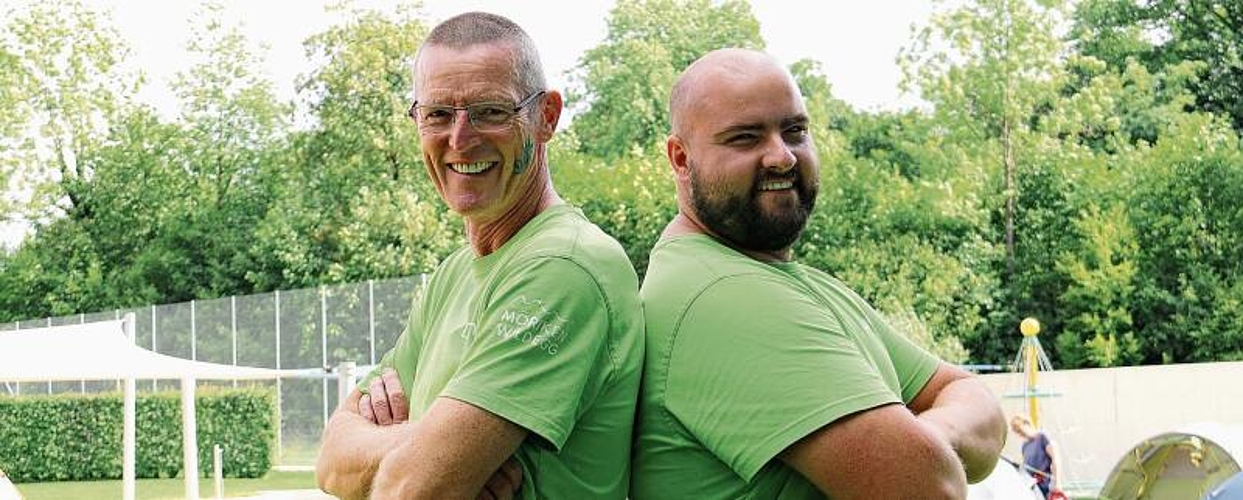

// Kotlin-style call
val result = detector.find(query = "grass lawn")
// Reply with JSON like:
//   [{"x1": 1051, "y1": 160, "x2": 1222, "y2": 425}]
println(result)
[{"x1": 16, "y1": 470, "x2": 317, "y2": 500}]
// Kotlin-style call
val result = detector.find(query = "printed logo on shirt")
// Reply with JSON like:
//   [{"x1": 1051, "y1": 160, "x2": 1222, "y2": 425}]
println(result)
[{"x1": 495, "y1": 295, "x2": 568, "y2": 355}]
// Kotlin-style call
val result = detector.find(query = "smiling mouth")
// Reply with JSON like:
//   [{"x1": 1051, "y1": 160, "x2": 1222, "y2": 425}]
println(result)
[
  {"x1": 758, "y1": 179, "x2": 795, "y2": 191},
  {"x1": 448, "y1": 161, "x2": 498, "y2": 175}
]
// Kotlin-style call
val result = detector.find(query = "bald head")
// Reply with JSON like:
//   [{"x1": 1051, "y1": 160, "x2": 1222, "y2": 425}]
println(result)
[{"x1": 669, "y1": 49, "x2": 798, "y2": 137}]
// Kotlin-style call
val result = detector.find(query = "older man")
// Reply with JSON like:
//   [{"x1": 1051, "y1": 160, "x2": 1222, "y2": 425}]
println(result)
[
  {"x1": 315, "y1": 12, "x2": 644, "y2": 500},
  {"x1": 632, "y1": 48, "x2": 1005, "y2": 499}
]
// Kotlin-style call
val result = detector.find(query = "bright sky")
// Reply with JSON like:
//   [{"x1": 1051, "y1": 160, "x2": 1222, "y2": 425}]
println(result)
[{"x1": 2, "y1": 0, "x2": 934, "y2": 249}]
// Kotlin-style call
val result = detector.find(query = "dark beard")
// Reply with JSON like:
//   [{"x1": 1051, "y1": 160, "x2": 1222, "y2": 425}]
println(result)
[{"x1": 688, "y1": 161, "x2": 816, "y2": 252}]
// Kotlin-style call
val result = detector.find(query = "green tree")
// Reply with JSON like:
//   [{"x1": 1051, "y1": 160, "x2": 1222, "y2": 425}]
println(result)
[
  {"x1": 900, "y1": 0, "x2": 1087, "y2": 363},
  {"x1": 1054, "y1": 204, "x2": 1141, "y2": 367},
  {"x1": 1072, "y1": 0, "x2": 1243, "y2": 132},
  {"x1": 0, "y1": 45, "x2": 25, "y2": 223},
  {"x1": 565, "y1": 0, "x2": 764, "y2": 160},
  {"x1": 1123, "y1": 115, "x2": 1243, "y2": 363},
  {"x1": 248, "y1": 2, "x2": 455, "y2": 290},
  {"x1": 160, "y1": 0, "x2": 288, "y2": 297},
  {"x1": 0, "y1": 0, "x2": 139, "y2": 228},
  {"x1": 902, "y1": 0, "x2": 1068, "y2": 285}
]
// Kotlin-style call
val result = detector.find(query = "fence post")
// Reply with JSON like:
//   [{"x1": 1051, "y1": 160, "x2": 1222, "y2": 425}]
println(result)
[
  {"x1": 231, "y1": 295, "x2": 238, "y2": 388},
  {"x1": 321, "y1": 286, "x2": 329, "y2": 427},
  {"x1": 151, "y1": 305, "x2": 158, "y2": 391},
  {"x1": 80, "y1": 313, "x2": 86, "y2": 394},
  {"x1": 369, "y1": 279, "x2": 376, "y2": 365},
  {"x1": 191, "y1": 299, "x2": 197, "y2": 361},
  {"x1": 46, "y1": 317, "x2": 52, "y2": 394},
  {"x1": 337, "y1": 362, "x2": 356, "y2": 410},
  {"x1": 274, "y1": 289, "x2": 282, "y2": 464}
]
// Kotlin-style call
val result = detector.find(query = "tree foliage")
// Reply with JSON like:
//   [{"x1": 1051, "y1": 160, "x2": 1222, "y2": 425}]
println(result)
[
  {"x1": 246, "y1": 2, "x2": 455, "y2": 291},
  {"x1": 3, "y1": 0, "x2": 1242, "y2": 368},
  {"x1": 0, "y1": 0, "x2": 140, "y2": 226},
  {"x1": 565, "y1": 0, "x2": 764, "y2": 160},
  {"x1": 1072, "y1": 0, "x2": 1243, "y2": 132}
]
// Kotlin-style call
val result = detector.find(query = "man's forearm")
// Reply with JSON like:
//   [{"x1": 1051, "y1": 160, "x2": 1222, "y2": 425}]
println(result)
[
  {"x1": 316, "y1": 409, "x2": 411, "y2": 500},
  {"x1": 916, "y1": 377, "x2": 1006, "y2": 483},
  {"x1": 368, "y1": 397, "x2": 528, "y2": 500}
]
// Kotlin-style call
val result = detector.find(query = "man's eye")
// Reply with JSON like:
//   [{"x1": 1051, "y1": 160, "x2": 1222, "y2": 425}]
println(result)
[
  {"x1": 472, "y1": 105, "x2": 513, "y2": 123},
  {"x1": 785, "y1": 125, "x2": 809, "y2": 141},
  {"x1": 726, "y1": 134, "x2": 757, "y2": 145},
  {"x1": 423, "y1": 108, "x2": 453, "y2": 121}
]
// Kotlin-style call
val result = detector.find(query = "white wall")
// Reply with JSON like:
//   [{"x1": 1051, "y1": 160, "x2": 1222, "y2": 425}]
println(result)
[{"x1": 979, "y1": 360, "x2": 1243, "y2": 488}]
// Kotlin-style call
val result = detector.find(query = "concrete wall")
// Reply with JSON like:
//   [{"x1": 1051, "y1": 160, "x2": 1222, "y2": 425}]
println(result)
[{"x1": 979, "y1": 360, "x2": 1243, "y2": 489}]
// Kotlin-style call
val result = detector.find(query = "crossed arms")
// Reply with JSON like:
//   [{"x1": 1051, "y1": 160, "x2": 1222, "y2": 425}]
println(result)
[
  {"x1": 315, "y1": 370, "x2": 526, "y2": 500},
  {"x1": 780, "y1": 362, "x2": 1006, "y2": 500}
]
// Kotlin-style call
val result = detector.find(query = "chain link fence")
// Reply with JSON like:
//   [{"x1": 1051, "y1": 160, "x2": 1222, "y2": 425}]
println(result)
[{"x1": 0, "y1": 274, "x2": 425, "y2": 467}]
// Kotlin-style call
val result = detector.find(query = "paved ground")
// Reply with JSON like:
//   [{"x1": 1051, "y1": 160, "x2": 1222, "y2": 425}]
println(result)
[{"x1": 242, "y1": 489, "x2": 336, "y2": 499}]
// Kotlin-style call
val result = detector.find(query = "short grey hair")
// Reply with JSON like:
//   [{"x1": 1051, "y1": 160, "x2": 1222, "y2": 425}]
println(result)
[{"x1": 414, "y1": 12, "x2": 546, "y2": 101}]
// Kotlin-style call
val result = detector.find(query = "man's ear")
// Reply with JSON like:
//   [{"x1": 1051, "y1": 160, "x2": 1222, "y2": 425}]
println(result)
[
  {"x1": 667, "y1": 134, "x2": 690, "y2": 181},
  {"x1": 535, "y1": 90, "x2": 563, "y2": 142}
]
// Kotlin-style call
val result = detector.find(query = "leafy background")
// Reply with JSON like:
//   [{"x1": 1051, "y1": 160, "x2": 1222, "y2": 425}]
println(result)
[{"x1": 2, "y1": 0, "x2": 1241, "y2": 367}]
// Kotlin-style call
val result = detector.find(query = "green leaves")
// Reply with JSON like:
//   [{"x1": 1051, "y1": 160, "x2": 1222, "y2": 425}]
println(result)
[
  {"x1": 566, "y1": 0, "x2": 764, "y2": 160},
  {"x1": 1, "y1": 0, "x2": 1242, "y2": 370},
  {"x1": 0, "y1": 388, "x2": 277, "y2": 482},
  {"x1": 1073, "y1": 0, "x2": 1243, "y2": 132},
  {"x1": 0, "y1": 0, "x2": 139, "y2": 224}
]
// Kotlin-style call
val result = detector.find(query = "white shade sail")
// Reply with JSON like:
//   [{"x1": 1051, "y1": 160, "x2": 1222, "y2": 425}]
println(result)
[
  {"x1": 0, "y1": 320, "x2": 284, "y2": 382},
  {"x1": 0, "y1": 317, "x2": 305, "y2": 500}
]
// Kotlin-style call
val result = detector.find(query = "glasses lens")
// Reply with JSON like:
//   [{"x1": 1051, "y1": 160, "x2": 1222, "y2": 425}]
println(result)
[
  {"x1": 417, "y1": 105, "x2": 454, "y2": 128},
  {"x1": 468, "y1": 103, "x2": 517, "y2": 131}
]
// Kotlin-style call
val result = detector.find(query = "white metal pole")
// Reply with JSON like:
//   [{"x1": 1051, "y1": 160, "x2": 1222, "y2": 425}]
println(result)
[
  {"x1": 321, "y1": 286, "x2": 329, "y2": 426},
  {"x1": 123, "y1": 313, "x2": 137, "y2": 500},
  {"x1": 80, "y1": 313, "x2": 86, "y2": 393},
  {"x1": 274, "y1": 290, "x2": 282, "y2": 463},
  {"x1": 368, "y1": 279, "x2": 376, "y2": 365},
  {"x1": 190, "y1": 300, "x2": 197, "y2": 361},
  {"x1": 337, "y1": 362, "x2": 355, "y2": 409},
  {"x1": 213, "y1": 444, "x2": 224, "y2": 499},
  {"x1": 182, "y1": 376, "x2": 200, "y2": 500},
  {"x1": 231, "y1": 295, "x2": 238, "y2": 388},
  {"x1": 46, "y1": 318, "x2": 52, "y2": 394}
]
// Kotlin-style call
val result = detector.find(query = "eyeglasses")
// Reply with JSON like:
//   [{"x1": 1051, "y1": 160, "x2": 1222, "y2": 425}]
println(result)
[{"x1": 408, "y1": 91, "x2": 546, "y2": 133}]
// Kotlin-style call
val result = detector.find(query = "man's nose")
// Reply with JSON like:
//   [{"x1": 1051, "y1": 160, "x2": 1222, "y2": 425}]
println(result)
[
  {"x1": 764, "y1": 136, "x2": 797, "y2": 173},
  {"x1": 447, "y1": 109, "x2": 481, "y2": 151}
]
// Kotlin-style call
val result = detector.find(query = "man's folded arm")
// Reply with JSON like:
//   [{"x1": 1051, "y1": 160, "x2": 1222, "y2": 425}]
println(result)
[
  {"x1": 779, "y1": 401, "x2": 969, "y2": 500},
  {"x1": 907, "y1": 362, "x2": 1007, "y2": 483},
  {"x1": 369, "y1": 396, "x2": 528, "y2": 500},
  {"x1": 315, "y1": 378, "x2": 529, "y2": 497},
  {"x1": 315, "y1": 389, "x2": 406, "y2": 500}
]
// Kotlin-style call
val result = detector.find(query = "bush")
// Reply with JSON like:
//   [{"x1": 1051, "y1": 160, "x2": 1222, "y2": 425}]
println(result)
[{"x1": 0, "y1": 387, "x2": 276, "y2": 482}]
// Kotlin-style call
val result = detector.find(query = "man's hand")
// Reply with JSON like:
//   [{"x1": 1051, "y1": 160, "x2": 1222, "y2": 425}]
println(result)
[
  {"x1": 359, "y1": 369, "x2": 409, "y2": 425},
  {"x1": 476, "y1": 458, "x2": 524, "y2": 500}
]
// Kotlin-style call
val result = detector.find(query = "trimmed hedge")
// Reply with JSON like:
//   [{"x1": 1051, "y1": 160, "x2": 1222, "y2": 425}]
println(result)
[{"x1": 0, "y1": 387, "x2": 276, "y2": 482}]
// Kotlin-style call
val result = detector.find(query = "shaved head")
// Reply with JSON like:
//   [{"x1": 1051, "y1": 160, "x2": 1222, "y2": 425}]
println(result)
[{"x1": 669, "y1": 49, "x2": 795, "y2": 137}]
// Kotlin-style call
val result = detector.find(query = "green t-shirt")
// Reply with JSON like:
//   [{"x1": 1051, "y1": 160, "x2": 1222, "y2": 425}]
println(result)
[
  {"x1": 361, "y1": 204, "x2": 644, "y2": 500},
  {"x1": 632, "y1": 234, "x2": 940, "y2": 499}
]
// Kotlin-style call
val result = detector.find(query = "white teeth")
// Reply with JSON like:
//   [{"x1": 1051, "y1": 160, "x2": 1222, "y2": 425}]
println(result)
[
  {"x1": 449, "y1": 162, "x2": 495, "y2": 174},
  {"x1": 759, "y1": 180, "x2": 794, "y2": 191}
]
